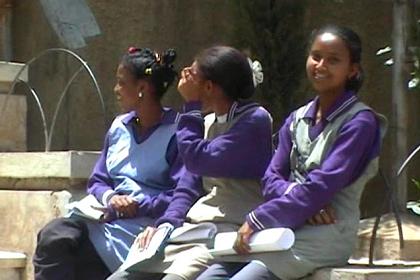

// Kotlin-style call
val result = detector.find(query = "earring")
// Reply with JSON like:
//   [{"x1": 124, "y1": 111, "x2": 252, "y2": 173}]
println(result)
[{"x1": 138, "y1": 92, "x2": 143, "y2": 98}]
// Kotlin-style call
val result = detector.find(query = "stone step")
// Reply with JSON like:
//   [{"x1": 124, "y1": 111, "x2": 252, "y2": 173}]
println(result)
[
  {"x1": 309, "y1": 265, "x2": 420, "y2": 280},
  {"x1": 0, "y1": 251, "x2": 26, "y2": 280}
]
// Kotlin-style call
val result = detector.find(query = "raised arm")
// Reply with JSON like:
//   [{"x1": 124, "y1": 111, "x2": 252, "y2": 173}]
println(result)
[{"x1": 177, "y1": 101, "x2": 272, "y2": 179}]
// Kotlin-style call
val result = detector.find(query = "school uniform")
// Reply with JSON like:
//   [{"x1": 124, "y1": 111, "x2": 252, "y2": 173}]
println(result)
[
  {"x1": 202, "y1": 91, "x2": 387, "y2": 280},
  {"x1": 108, "y1": 101, "x2": 273, "y2": 280},
  {"x1": 33, "y1": 108, "x2": 192, "y2": 280}
]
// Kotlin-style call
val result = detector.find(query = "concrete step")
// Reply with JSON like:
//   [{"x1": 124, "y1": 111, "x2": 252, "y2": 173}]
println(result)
[
  {"x1": 0, "y1": 251, "x2": 26, "y2": 280},
  {"x1": 309, "y1": 265, "x2": 420, "y2": 280}
]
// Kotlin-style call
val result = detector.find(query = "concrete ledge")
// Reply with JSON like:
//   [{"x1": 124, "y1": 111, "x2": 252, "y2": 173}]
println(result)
[
  {"x1": 0, "y1": 251, "x2": 26, "y2": 280},
  {"x1": 0, "y1": 251, "x2": 26, "y2": 268},
  {"x1": 309, "y1": 265, "x2": 420, "y2": 280},
  {"x1": 0, "y1": 151, "x2": 100, "y2": 190}
]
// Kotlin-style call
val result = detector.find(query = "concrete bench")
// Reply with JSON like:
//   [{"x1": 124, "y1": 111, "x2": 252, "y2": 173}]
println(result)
[
  {"x1": 306, "y1": 265, "x2": 420, "y2": 280},
  {"x1": 0, "y1": 251, "x2": 26, "y2": 280}
]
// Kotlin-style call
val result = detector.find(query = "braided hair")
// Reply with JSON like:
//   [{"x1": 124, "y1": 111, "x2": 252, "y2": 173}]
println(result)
[{"x1": 121, "y1": 47, "x2": 177, "y2": 98}]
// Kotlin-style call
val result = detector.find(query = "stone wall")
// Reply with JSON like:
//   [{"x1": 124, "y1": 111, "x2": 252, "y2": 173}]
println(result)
[
  {"x1": 11, "y1": 0, "x2": 235, "y2": 151},
  {"x1": 7, "y1": 1, "x2": 420, "y2": 212}
]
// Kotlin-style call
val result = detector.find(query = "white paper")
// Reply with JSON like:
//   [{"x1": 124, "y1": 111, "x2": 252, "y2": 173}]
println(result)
[
  {"x1": 209, "y1": 227, "x2": 295, "y2": 256},
  {"x1": 119, "y1": 225, "x2": 172, "y2": 272},
  {"x1": 66, "y1": 195, "x2": 107, "y2": 221}
]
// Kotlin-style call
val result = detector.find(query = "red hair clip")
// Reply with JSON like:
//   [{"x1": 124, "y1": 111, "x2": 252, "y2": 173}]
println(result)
[{"x1": 128, "y1": 47, "x2": 138, "y2": 54}]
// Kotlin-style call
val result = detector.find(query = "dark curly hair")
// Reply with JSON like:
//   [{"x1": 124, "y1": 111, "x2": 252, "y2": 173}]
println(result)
[{"x1": 121, "y1": 48, "x2": 177, "y2": 98}]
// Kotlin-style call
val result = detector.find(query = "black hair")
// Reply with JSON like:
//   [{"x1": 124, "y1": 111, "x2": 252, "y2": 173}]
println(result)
[
  {"x1": 195, "y1": 46, "x2": 254, "y2": 100},
  {"x1": 121, "y1": 48, "x2": 177, "y2": 98},
  {"x1": 309, "y1": 25, "x2": 364, "y2": 93}
]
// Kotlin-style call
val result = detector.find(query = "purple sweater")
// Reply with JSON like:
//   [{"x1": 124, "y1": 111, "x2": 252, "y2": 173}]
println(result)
[
  {"x1": 247, "y1": 91, "x2": 381, "y2": 231},
  {"x1": 156, "y1": 101, "x2": 273, "y2": 227}
]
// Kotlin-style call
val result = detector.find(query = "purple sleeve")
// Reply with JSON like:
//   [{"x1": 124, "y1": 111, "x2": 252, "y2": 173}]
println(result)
[
  {"x1": 247, "y1": 110, "x2": 380, "y2": 231},
  {"x1": 154, "y1": 170, "x2": 204, "y2": 227},
  {"x1": 86, "y1": 133, "x2": 114, "y2": 204},
  {"x1": 259, "y1": 114, "x2": 294, "y2": 201},
  {"x1": 136, "y1": 135, "x2": 186, "y2": 218},
  {"x1": 177, "y1": 102, "x2": 272, "y2": 178}
]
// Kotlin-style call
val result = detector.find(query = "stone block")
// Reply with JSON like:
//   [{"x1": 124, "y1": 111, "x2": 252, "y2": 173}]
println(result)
[
  {"x1": 307, "y1": 265, "x2": 420, "y2": 280},
  {"x1": 0, "y1": 151, "x2": 100, "y2": 193},
  {"x1": 352, "y1": 213, "x2": 420, "y2": 263},
  {"x1": 0, "y1": 251, "x2": 26, "y2": 280},
  {"x1": 0, "y1": 61, "x2": 28, "y2": 83},
  {"x1": 0, "y1": 94, "x2": 26, "y2": 151},
  {"x1": 0, "y1": 190, "x2": 71, "y2": 280}
]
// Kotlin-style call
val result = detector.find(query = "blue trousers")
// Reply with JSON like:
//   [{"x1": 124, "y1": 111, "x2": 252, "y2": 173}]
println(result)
[{"x1": 196, "y1": 261, "x2": 280, "y2": 280}]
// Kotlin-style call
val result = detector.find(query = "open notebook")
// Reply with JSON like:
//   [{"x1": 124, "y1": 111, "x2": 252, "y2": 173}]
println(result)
[
  {"x1": 119, "y1": 222, "x2": 217, "y2": 272},
  {"x1": 65, "y1": 194, "x2": 107, "y2": 221}
]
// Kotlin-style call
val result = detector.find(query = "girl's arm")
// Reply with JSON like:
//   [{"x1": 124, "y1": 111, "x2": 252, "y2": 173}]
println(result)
[
  {"x1": 247, "y1": 110, "x2": 380, "y2": 231},
  {"x1": 177, "y1": 101, "x2": 272, "y2": 179},
  {"x1": 135, "y1": 135, "x2": 196, "y2": 218},
  {"x1": 87, "y1": 133, "x2": 115, "y2": 205},
  {"x1": 154, "y1": 169, "x2": 204, "y2": 227}
]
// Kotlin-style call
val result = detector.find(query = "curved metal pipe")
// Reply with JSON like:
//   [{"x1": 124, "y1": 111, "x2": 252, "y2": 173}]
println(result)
[
  {"x1": 47, "y1": 66, "x2": 84, "y2": 151},
  {"x1": 397, "y1": 144, "x2": 420, "y2": 176},
  {"x1": 18, "y1": 80, "x2": 49, "y2": 150},
  {"x1": 0, "y1": 48, "x2": 107, "y2": 151}
]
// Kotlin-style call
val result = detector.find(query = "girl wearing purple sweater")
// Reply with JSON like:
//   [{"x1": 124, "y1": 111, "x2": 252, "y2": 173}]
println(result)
[
  {"x1": 33, "y1": 48, "x2": 196, "y2": 280},
  {"x1": 197, "y1": 25, "x2": 387, "y2": 280},
  {"x1": 107, "y1": 47, "x2": 273, "y2": 280}
]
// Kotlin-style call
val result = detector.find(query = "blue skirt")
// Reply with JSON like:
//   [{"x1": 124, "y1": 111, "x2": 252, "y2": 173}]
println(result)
[{"x1": 85, "y1": 216, "x2": 155, "y2": 272}]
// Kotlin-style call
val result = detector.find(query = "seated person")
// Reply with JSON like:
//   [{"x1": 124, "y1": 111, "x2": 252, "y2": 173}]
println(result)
[
  {"x1": 197, "y1": 25, "x2": 387, "y2": 280},
  {"x1": 33, "y1": 47, "x2": 195, "y2": 280},
  {"x1": 107, "y1": 46, "x2": 273, "y2": 280}
]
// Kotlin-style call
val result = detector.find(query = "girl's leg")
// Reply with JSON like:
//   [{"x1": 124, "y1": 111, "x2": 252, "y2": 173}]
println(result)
[
  {"x1": 161, "y1": 274, "x2": 184, "y2": 280},
  {"x1": 33, "y1": 217, "x2": 110, "y2": 280},
  {"x1": 196, "y1": 262, "x2": 247, "y2": 280},
  {"x1": 106, "y1": 270, "x2": 164, "y2": 280},
  {"x1": 230, "y1": 261, "x2": 280, "y2": 280}
]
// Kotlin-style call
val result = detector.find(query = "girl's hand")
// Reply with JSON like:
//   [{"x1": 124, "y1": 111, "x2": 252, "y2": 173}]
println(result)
[
  {"x1": 108, "y1": 195, "x2": 138, "y2": 219},
  {"x1": 307, "y1": 204, "x2": 336, "y2": 225},
  {"x1": 177, "y1": 66, "x2": 202, "y2": 102},
  {"x1": 135, "y1": 226, "x2": 158, "y2": 250},
  {"x1": 233, "y1": 221, "x2": 254, "y2": 255}
]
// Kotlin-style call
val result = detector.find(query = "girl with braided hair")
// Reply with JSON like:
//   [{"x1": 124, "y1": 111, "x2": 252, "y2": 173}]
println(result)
[{"x1": 33, "y1": 47, "x2": 196, "y2": 280}]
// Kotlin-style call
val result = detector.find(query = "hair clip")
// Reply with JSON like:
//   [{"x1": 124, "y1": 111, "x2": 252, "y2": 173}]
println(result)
[
  {"x1": 128, "y1": 47, "x2": 138, "y2": 54},
  {"x1": 247, "y1": 58, "x2": 263, "y2": 87},
  {"x1": 145, "y1": 68, "x2": 152, "y2": 75},
  {"x1": 155, "y1": 53, "x2": 161, "y2": 63}
]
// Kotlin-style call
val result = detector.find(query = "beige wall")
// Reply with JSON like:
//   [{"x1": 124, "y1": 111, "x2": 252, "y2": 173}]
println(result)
[
  {"x1": 7, "y1": 1, "x2": 420, "y2": 213},
  {"x1": 11, "y1": 0, "x2": 235, "y2": 151}
]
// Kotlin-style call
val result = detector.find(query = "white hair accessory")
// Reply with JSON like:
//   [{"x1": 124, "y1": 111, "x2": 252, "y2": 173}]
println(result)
[{"x1": 247, "y1": 58, "x2": 264, "y2": 87}]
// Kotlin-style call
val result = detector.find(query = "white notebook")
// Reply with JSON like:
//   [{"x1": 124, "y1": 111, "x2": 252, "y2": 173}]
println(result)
[
  {"x1": 209, "y1": 227, "x2": 295, "y2": 256},
  {"x1": 66, "y1": 194, "x2": 107, "y2": 221}
]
